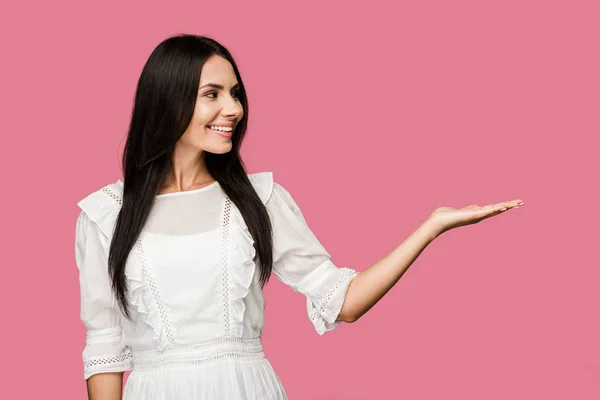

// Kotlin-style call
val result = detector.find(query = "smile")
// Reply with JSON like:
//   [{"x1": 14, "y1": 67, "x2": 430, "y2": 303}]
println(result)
[
  {"x1": 208, "y1": 126, "x2": 233, "y2": 138},
  {"x1": 208, "y1": 125, "x2": 233, "y2": 132}
]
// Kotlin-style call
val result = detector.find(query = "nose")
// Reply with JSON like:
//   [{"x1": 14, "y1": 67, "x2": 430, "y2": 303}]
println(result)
[{"x1": 222, "y1": 95, "x2": 243, "y2": 119}]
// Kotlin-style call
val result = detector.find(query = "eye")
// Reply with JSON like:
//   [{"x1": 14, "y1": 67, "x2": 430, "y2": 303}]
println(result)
[
  {"x1": 204, "y1": 90, "x2": 240, "y2": 100},
  {"x1": 205, "y1": 91, "x2": 240, "y2": 100}
]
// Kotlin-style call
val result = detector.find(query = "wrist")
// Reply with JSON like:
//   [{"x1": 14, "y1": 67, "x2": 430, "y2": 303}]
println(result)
[{"x1": 421, "y1": 217, "x2": 443, "y2": 240}]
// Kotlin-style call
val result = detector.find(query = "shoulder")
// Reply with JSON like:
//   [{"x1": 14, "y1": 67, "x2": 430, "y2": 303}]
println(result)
[
  {"x1": 247, "y1": 171, "x2": 299, "y2": 211},
  {"x1": 76, "y1": 179, "x2": 123, "y2": 238},
  {"x1": 247, "y1": 171, "x2": 275, "y2": 204},
  {"x1": 246, "y1": 171, "x2": 294, "y2": 206}
]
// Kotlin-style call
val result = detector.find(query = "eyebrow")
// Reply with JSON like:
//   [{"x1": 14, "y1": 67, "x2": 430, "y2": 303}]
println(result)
[{"x1": 199, "y1": 83, "x2": 241, "y2": 91}]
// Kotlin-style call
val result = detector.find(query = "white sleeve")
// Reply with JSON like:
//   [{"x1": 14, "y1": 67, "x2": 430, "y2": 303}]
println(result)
[
  {"x1": 75, "y1": 210, "x2": 133, "y2": 380},
  {"x1": 268, "y1": 183, "x2": 358, "y2": 335}
]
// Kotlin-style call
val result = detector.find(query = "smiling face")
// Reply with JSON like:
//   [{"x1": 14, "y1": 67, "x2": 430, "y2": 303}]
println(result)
[{"x1": 178, "y1": 55, "x2": 244, "y2": 154}]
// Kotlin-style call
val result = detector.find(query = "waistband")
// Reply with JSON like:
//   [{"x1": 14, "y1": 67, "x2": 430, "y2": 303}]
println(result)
[{"x1": 131, "y1": 337, "x2": 265, "y2": 370}]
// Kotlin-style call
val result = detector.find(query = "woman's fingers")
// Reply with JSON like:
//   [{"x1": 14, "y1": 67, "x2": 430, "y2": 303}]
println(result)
[
  {"x1": 498, "y1": 199, "x2": 525, "y2": 209},
  {"x1": 430, "y1": 199, "x2": 525, "y2": 234},
  {"x1": 486, "y1": 199, "x2": 525, "y2": 214},
  {"x1": 472, "y1": 200, "x2": 523, "y2": 219}
]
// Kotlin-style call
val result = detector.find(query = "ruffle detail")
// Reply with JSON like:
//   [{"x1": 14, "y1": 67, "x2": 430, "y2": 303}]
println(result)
[
  {"x1": 226, "y1": 172, "x2": 274, "y2": 337},
  {"x1": 227, "y1": 204, "x2": 258, "y2": 337},
  {"x1": 248, "y1": 172, "x2": 274, "y2": 204},
  {"x1": 307, "y1": 267, "x2": 358, "y2": 335},
  {"x1": 125, "y1": 242, "x2": 172, "y2": 351},
  {"x1": 77, "y1": 180, "x2": 172, "y2": 352},
  {"x1": 76, "y1": 180, "x2": 123, "y2": 239}
]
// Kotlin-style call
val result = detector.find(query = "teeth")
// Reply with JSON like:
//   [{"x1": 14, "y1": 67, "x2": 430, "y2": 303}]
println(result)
[{"x1": 209, "y1": 126, "x2": 233, "y2": 132}]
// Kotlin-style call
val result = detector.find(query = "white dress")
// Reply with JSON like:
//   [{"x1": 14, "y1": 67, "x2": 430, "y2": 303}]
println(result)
[{"x1": 74, "y1": 171, "x2": 358, "y2": 399}]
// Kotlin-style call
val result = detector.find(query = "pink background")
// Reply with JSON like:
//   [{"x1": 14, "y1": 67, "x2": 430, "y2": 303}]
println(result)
[{"x1": 2, "y1": 0, "x2": 598, "y2": 398}]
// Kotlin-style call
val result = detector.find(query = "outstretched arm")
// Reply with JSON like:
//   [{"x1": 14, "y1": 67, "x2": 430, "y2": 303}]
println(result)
[{"x1": 338, "y1": 198, "x2": 524, "y2": 322}]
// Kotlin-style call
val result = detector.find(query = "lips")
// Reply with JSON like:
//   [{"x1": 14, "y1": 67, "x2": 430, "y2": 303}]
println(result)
[
  {"x1": 208, "y1": 120, "x2": 236, "y2": 128},
  {"x1": 208, "y1": 126, "x2": 233, "y2": 138}
]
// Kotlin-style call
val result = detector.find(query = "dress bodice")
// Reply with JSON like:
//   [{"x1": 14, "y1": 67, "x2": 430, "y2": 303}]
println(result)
[{"x1": 74, "y1": 172, "x2": 358, "y2": 398}]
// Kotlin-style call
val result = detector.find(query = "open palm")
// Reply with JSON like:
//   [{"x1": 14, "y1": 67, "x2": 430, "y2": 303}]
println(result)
[{"x1": 429, "y1": 199, "x2": 524, "y2": 235}]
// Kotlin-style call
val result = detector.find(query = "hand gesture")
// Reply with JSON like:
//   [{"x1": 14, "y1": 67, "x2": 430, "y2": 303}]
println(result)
[{"x1": 428, "y1": 199, "x2": 524, "y2": 236}]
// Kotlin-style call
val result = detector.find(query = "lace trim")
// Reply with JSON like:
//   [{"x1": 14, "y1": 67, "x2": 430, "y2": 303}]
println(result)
[
  {"x1": 101, "y1": 186, "x2": 122, "y2": 205},
  {"x1": 83, "y1": 349, "x2": 133, "y2": 368},
  {"x1": 102, "y1": 184, "x2": 175, "y2": 347},
  {"x1": 131, "y1": 337, "x2": 265, "y2": 369},
  {"x1": 135, "y1": 351, "x2": 265, "y2": 368},
  {"x1": 309, "y1": 268, "x2": 356, "y2": 323},
  {"x1": 221, "y1": 197, "x2": 232, "y2": 335},
  {"x1": 133, "y1": 235, "x2": 175, "y2": 344},
  {"x1": 139, "y1": 336, "x2": 259, "y2": 351}
]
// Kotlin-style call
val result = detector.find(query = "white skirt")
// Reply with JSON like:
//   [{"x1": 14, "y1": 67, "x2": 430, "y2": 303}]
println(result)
[{"x1": 123, "y1": 337, "x2": 288, "y2": 399}]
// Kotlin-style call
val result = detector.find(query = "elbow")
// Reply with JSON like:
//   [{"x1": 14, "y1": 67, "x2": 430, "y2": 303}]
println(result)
[
  {"x1": 343, "y1": 313, "x2": 360, "y2": 323},
  {"x1": 337, "y1": 272, "x2": 361, "y2": 323},
  {"x1": 347, "y1": 312, "x2": 362, "y2": 323},
  {"x1": 337, "y1": 307, "x2": 359, "y2": 323},
  {"x1": 344, "y1": 315, "x2": 358, "y2": 323}
]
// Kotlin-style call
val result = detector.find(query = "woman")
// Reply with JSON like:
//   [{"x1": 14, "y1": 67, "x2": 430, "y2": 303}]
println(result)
[{"x1": 74, "y1": 34, "x2": 524, "y2": 399}]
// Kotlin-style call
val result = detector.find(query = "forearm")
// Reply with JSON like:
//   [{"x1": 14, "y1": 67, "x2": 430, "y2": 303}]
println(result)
[
  {"x1": 338, "y1": 219, "x2": 439, "y2": 322},
  {"x1": 86, "y1": 372, "x2": 124, "y2": 400}
]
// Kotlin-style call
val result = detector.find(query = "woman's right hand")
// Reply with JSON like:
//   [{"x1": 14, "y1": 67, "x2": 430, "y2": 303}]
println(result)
[{"x1": 427, "y1": 199, "x2": 525, "y2": 236}]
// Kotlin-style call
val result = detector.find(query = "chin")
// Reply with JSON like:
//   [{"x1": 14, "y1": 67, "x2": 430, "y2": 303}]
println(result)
[
  {"x1": 204, "y1": 143, "x2": 233, "y2": 155},
  {"x1": 213, "y1": 147, "x2": 232, "y2": 155}
]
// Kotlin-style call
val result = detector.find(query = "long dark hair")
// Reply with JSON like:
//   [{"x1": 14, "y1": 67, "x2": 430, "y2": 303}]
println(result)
[{"x1": 109, "y1": 34, "x2": 273, "y2": 319}]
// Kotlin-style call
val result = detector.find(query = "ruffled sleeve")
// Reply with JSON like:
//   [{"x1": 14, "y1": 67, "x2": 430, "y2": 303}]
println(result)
[
  {"x1": 74, "y1": 209, "x2": 133, "y2": 380},
  {"x1": 266, "y1": 180, "x2": 359, "y2": 335}
]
